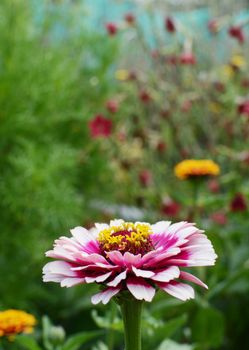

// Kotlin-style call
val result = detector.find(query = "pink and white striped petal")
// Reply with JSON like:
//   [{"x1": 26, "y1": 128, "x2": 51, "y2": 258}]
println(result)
[
  {"x1": 85, "y1": 271, "x2": 112, "y2": 284},
  {"x1": 43, "y1": 261, "x2": 77, "y2": 277},
  {"x1": 107, "y1": 270, "x2": 127, "y2": 287},
  {"x1": 126, "y1": 277, "x2": 155, "y2": 302},
  {"x1": 60, "y1": 278, "x2": 85, "y2": 287},
  {"x1": 151, "y1": 266, "x2": 180, "y2": 282},
  {"x1": 91, "y1": 286, "x2": 121, "y2": 305},
  {"x1": 151, "y1": 221, "x2": 171, "y2": 234},
  {"x1": 132, "y1": 266, "x2": 155, "y2": 278},
  {"x1": 123, "y1": 252, "x2": 142, "y2": 268},
  {"x1": 180, "y1": 271, "x2": 208, "y2": 289},
  {"x1": 158, "y1": 281, "x2": 195, "y2": 301}
]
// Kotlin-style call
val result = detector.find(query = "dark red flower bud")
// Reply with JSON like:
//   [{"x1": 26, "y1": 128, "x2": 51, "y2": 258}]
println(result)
[
  {"x1": 238, "y1": 100, "x2": 249, "y2": 116},
  {"x1": 230, "y1": 193, "x2": 247, "y2": 212},
  {"x1": 124, "y1": 13, "x2": 135, "y2": 25},
  {"x1": 165, "y1": 17, "x2": 176, "y2": 33},
  {"x1": 161, "y1": 198, "x2": 181, "y2": 217},
  {"x1": 228, "y1": 26, "x2": 245, "y2": 44},
  {"x1": 139, "y1": 170, "x2": 152, "y2": 187},
  {"x1": 139, "y1": 90, "x2": 151, "y2": 103},
  {"x1": 157, "y1": 141, "x2": 167, "y2": 153},
  {"x1": 105, "y1": 22, "x2": 118, "y2": 36}
]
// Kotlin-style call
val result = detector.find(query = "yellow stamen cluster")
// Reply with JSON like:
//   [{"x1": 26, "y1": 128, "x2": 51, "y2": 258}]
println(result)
[
  {"x1": 0, "y1": 310, "x2": 36, "y2": 338},
  {"x1": 174, "y1": 159, "x2": 220, "y2": 180},
  {"x1": 98, "y1": 222, "x2": 154, "y2": 255}
]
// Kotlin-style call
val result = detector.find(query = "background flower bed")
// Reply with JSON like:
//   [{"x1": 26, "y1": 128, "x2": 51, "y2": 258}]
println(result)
[{"x1": 0, "y1": 0, "x2": 248, "y2": 349}]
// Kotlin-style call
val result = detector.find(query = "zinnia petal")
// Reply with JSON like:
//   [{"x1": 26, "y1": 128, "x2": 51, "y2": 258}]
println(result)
[
  {"x1": 91, "y1": 286, "x2": 121, "y2": 305},
  {"x1": 126, "y1": 277, "x2": 155, "y2": 302},
  {"x1": 158, "y1": 281, "x2": 195, "y2": 301}
]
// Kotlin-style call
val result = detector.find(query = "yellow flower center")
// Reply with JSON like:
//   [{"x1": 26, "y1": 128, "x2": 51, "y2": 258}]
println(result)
[{"x1": 98, "y1": 222, "x2": 154, "y2": 255}]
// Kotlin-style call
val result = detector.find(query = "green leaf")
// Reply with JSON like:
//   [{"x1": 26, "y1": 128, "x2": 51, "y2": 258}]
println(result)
[
  {"x1": 191, "y1": 306, "x2": 225, "y2": 348},
  {"x1": 60, "y1": 330, "x2": 102, "y2": 350},
  {"x1": 15, "y1": 335, "x2": 42, "y2": 350},
  {"x1": 150, "y1": 314, "x2": 187, "y2": 343},
  {"x1": 157, "y1": 339, "x2": 193, "y2": 350}
]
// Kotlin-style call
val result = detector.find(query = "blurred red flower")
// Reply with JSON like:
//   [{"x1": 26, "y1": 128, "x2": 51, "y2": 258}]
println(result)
[
  {"x1": 238, "y1": 100, "x2": 249, "y2": 116},
  {"x1": 124, "y1": 13, "x2": 135, "y2": 25},
  {"x1": 181, "y1": 100, "x2": 192, "y2": 113},
  {"x1": 228, "y1": 26, "x2": 245, "y2": 44},
  {"x1": 210, "y1": 211, "x2": 227, "y2": 225},
  {"x1": 213, "y1": 81, "x2": 225, "y2": 93},
  {"x1": 89, "y1": 114, "x2": 112, "y2": 138},
  {"x1": 208, "y1": 179, "x2": 220, "y2": 193},
  {"x1": 241, "y1": 78, "x2": 249, "y2": 88},
  {"x1": 230, "y1": 193, "x2": 247, "y2": 212},
  {"x1": 106, "y1": 99, "x2": 119, "y2": 113},
  {"x1": 166, "y1": 55, "x2": 178, "y2": 65},
  {"x1": 139, "y1": 170, "x2": 153, "y2": 187},
  {"x1": 179, "y1": 52, "x2": 196, "y2": 65},
  {"x1": 139, "y1": 90, "x2": 151, "y2": 103},
  {"x1": 156, "y1": 141, "x2": 167, "y2": 153},
  {"x1": 160, "y1": 109, "x2": 170, "y2": 119},
  {"x1": 161, "y1": 198, "x2": 181, "y2": 217},
  {"x1": 208, "y1": 19, "x2": 219, "y2": 34},
  {"x1": 165, "y1": 17, "x2": 176, "y2": 33},
  {"x1": 105, "y1": 22, "x2": 118, "y2": 36}
]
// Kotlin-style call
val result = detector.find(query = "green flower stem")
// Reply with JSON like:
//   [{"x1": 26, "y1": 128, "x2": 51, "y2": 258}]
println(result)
[{"x1": 120, "y1": 297, "x2": 143, "y2": 350}]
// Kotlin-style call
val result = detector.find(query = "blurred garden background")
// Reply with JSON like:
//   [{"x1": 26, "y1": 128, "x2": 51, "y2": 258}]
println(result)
[{"x1": 0, "y1": 0, "x2": 249, "y2": 349}]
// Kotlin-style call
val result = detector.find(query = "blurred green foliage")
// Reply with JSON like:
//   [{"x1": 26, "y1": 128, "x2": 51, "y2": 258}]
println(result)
[
  {"x1": 0, "y1": 1, "x2": 249, "y2": 350},
  {"x1": 0, "y1": 0, "x2": 119, "y2": 309}
]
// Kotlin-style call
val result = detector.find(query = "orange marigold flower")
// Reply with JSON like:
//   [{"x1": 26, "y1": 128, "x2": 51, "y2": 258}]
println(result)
[
  {"x1": 174, "y1": 159, "x2": 220, "y2": 180},
  {"x1": 0, "y1": 310, "x2": 36, "y2": 338}
]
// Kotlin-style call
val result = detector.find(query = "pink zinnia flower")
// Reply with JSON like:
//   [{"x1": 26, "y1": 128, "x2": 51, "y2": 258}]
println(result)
[
  {"x1": 89, "y1": 115, "x2": 112, "y2": 138},
  {"x1": 43, "y1": 219, "x2": 217, "y2": 304}
]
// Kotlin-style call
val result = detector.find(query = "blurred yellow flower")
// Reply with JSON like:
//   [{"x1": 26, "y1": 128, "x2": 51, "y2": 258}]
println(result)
[
  {"x1": 222, "y1": 64, "x2": 234, "y2": 78},
  {"x1": 230, "y1": 54, "x2": 246, "y2": 69},
  {"x1": 209, "y1": 102, "x2": 222, "y2": 114},
  {"x1": 0, "y1": 310, "x2": 36, "y2": 339},
  {"x1": 115, "y1": 69, "x2": 129, "y2": 81},
  {"x1": 174, "y1": 159, "x2": 220, "y2": 180}
]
